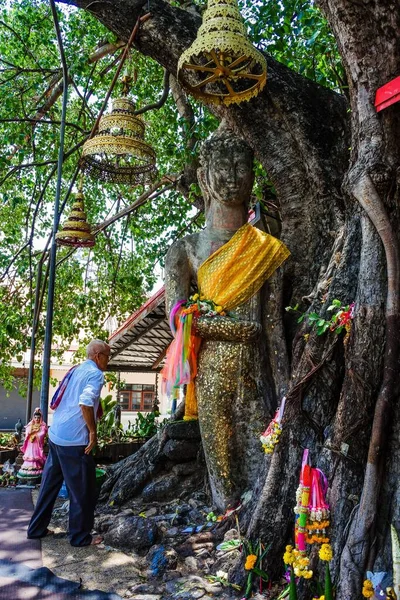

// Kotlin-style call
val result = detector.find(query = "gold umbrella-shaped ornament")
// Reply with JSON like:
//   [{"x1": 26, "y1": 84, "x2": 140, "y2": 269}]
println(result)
[
  {"x1": 177, "y1": 0, "x2": 267, "y2": 106},
  {"x1": 81, "y1": 76, "x2": 157, "y2": 185},
  {"x1": 55, "y1": 186, "x2": 95, "y2": 248}
]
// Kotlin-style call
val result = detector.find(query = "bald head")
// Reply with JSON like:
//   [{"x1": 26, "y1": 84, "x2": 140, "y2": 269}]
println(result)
[{"x1": 86, "y1": 339, "x2": 110, "y2": 360}]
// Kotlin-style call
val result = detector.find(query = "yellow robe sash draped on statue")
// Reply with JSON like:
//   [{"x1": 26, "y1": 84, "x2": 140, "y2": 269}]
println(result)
[
  {"x1": 182, "y1": 223, "x2": 290, "y2": 420},
  {"x1": 198, "y1": 223, "x2": 290, "y2": 310}
]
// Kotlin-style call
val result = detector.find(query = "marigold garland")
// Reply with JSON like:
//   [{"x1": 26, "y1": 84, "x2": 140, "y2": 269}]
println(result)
[
  {"x1": 282, "y1": 546, "x2": 313, "y2": 579},
  {"x1": 319, "y1": 543, "x2": 333, "y2": 562},
  {"x1": 283, "y1": 545, "x2": 295, "y2": 565},
  {"x1": 260, "y1": 397, "x2": 286, "y2": 454},
  {"x1": 244, "y1": 554, "x2": 257, "y2": 570},
  {"x1": 362, "y1": 579, "x2": 374, "y2": 598}
]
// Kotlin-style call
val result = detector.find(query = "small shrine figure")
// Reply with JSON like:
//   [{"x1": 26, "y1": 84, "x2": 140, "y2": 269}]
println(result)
[
  {"x1": 17, "y1": 408, "x2": 48, "y2": 484},
  {"x1": 113, "y1": 402, "x2": 121, "y2": 429},
  {"x1": 14, "y1": 418, "x2": 23, "y2": 442}
]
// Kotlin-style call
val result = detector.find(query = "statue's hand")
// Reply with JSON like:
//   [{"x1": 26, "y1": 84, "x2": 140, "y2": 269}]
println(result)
[{"x1": 195, "y1": 316, "x2": 261, "y2": 342}]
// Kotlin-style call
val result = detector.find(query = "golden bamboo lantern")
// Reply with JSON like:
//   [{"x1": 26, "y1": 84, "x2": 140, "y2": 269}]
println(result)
[
  {"x1": 55, "y1": 187, "x2": 95, "y2": 248},
  {"x1": 177, "y1": 0, "x2": 267, "y2": 106},
  {"x1": 81, "y1": 76, "x2": 157, "y2": 185}
]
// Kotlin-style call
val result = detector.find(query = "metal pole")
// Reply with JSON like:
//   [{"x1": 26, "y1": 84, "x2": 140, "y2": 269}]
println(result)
[
  {"x1": 40, "y1": 0, "x2": 69, "y2": 421},
  {"x1": 26, "y1": 258, "x2": 44, "y2": 424}
]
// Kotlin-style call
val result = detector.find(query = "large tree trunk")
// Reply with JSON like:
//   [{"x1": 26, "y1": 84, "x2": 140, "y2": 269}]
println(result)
[
  {"x1": 59, "y1": 1, "x2": 400, "y2": 595},
  {"x1": 316, "y1": 2, "x2": 400, "y2": 596}
]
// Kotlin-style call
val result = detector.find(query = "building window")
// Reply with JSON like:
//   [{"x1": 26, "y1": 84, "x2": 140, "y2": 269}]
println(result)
[{"x1": 119, "y1": 384, "x2": 155, "y2": 411}]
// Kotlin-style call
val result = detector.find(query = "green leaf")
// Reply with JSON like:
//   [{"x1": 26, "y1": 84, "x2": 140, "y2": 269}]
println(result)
[
  {"x1": 252, "y1": 567, "x2": 269, "y2": 580},
  {"x1": 325, "y1": 562, "x2": 334, "y2": 600},
  {"x1": 308, "y1": 312, "x2": 320, "y2": 322}
]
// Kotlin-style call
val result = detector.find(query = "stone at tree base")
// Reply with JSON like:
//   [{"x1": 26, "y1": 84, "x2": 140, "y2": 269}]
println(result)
[
  {"x1": 165, "y1": 421, "x2": 201, "y2": 441},
  {"x1": 141, "y1": 473, "x2": 201, "y2": 504},
  {"x1": 103, "y1": 516, "x2": 159, "y2": 553},
  {"x1": 189, "y1": 591, "x2": 205, "y2": 600},
  {"x1": 177, "y1": 531, "x2": 215, "y2": 558},
  {"x1": 162, "y1": 570, "x2": 182, "y2": 581},
  {"x1": 143, "y1": 506, "x2": 158, "y2": 517},
  {"x1": 223, "y1": 528, "x2": 239, "y2": 541},
  {"x1": 172, "y1": 461, "x2": 199, "y2": 476},
  {"x1": 142, "y1": 475, "x2": 180, "y2": 502},
  {"x1": 165, "y1": 575, "x2": 224, "y2": 598},
  {"x1": 128, "y1": 595, "x2": 161, "y2": 600},
  {"x1": 176, "y1": 503, "x2": 191, "y2": 515},
  {"x1": 212, "y1": 548, "x2": 241, "y2": 580},
  {"x1": 188, "y1": 508, "x2": 204, "y2": 523},
  {"x1": 163, "y1": 439, "x2": 199, "y2": 462},
  {"x1": 94, "y1": 514, "x2": 115, "y2": 534},
  {"x1": 184, "y1": 556, "x2": 198, "y2": 573},
  {"x1": 130, "y1": 582, "x2": 165, "y2": 595},
  {"x1": 146, "y1": 544, "x2": 178, "y2": 576}
]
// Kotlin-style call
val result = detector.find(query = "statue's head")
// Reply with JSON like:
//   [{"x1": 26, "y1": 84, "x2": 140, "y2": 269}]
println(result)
[
  {"x1": 33, "y1": 407, "x2": 42, "y2": 422},
  {"x1": 198, "y1": 121, "x2": 254, "y2": 215}
]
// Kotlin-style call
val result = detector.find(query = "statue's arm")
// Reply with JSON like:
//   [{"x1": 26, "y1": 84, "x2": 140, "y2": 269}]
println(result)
[{"x1": 165, "y1": 240, "x2": 192, "y2": 318}]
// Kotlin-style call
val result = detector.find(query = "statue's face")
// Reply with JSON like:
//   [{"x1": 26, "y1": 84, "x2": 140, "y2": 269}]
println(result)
[{"x1": 205, "y1": 148, "x2": 254, "y2": 206}]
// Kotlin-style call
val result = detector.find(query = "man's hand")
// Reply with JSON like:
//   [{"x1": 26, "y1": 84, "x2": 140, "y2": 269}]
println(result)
[
  {"x1": 80, "y1": 404, "x2": 97, "y2": 454},
  {"x1": 85, "y1": 431, "x2": 97, "y2": 455}
]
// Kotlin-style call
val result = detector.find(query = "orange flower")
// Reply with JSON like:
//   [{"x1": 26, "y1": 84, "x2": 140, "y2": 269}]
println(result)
[
  {"x1": 182, "y1": 304, "x2": 199, "y2": 315},
  {"x1": 245, "y1": 554, "x2": 257, "y2": 570}
]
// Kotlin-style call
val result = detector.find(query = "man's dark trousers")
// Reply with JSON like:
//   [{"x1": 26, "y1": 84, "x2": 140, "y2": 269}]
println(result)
[{"x1": 27, "y1": 440, "x2": 96, "y2": 546}]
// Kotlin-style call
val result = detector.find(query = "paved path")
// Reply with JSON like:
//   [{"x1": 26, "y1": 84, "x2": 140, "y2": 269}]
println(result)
[
  {"x1": 0, "y1": 488, "x2": 123, "y2": 599},
  {"x1": 0, "y1": 487, "x2": 41, "y2": 569}
]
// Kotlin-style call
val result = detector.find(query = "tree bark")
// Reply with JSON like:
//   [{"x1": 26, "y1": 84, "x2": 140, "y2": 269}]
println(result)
[{"x1": 315, "y1": 2, "x2": 400, "y2": 596}]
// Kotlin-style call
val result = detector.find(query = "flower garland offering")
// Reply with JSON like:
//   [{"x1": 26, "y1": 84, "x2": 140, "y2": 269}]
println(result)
[
  {"x1": 260, "y1": 397, "x2": 286, "y2": 453},
  {"x1": 319, "y1": 544, "x2": 333, "y2": 600},
  {"x1": 362, "y1": 579, "x2": 375, "y2": 598},
  {"x1": 294, "y1": 450, "x2": 312, "y2": 556},
  {"x1": 283, "y1": 546, "x2": 313, "y2": 580},
  {"x1": 243, "y1": 541, "x2": 270, "y2": 599},
  {"x1": 306, "y1": 469, "x2": 330, "y2": 544},
  {"x1": 162, "y1": 293, "x2": 233, "y2": 420},
  {"x1": 294, "y1": 451, "x2": 330, "y2": 546},
  {"x1": 188, "y1": 293, "x2": 227, "y2": 316}
]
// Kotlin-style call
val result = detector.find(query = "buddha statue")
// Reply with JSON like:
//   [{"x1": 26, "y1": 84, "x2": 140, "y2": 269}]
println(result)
[{"x1": 164, "y1": 122, "x2": 289, "y2": 510}]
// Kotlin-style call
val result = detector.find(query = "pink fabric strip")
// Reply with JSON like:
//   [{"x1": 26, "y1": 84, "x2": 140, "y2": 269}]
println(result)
[
  {"x1": 277, "y1": 396, "x2": 286, "y2": 423},
  {"x1": 169, "y1": 300, "x2": 186, "y2": 336}
]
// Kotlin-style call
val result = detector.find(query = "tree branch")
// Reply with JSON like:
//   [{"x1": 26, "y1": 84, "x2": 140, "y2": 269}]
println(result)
[
  {"x1": 88, "y1": 40, "x2": 125, "y2": 62},
  {"x1": 0, "y1": 118, "x2": 87, "y2": 133},
  {"x1": 134, "y1": 68, "x2": 170, "y2": 115}
]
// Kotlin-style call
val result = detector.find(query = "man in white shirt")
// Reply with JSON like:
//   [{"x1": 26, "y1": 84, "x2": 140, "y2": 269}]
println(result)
[{"x1": 27, "y1": 339, "x2": 110, "y2": 546}]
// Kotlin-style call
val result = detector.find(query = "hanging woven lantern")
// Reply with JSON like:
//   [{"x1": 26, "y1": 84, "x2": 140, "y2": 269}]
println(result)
[
  {"x1": 177, "y1": 0, "x2": 267, "y2": 106},
  {"x1": 81, "y1": 92, "x2": 157, "y2": 185},
  {"x1": 55, "y1": 188, "x2": 95, "y2": 248}
]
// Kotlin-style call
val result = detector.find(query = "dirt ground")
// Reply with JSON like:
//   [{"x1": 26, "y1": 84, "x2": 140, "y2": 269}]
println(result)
[{"x1": 33, "y1": 491, "x2": 145, "y2": 598}]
